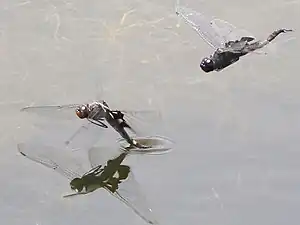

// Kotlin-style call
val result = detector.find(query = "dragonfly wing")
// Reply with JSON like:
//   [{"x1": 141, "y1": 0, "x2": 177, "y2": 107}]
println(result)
[
  {"x1": 64, "y1": 120, "x2": 106, "y2": 152},
  {"x1": 175, "y1": 5, "x2": 226, "y2": 49},
  {"x1": 18, "y1": 142, "x2": 86, "y2": 180},
  {"x1": 211, "y1": 19, "x2": 255, "y2": 43},
  {"x1": 120, "y1": 110, "x2": 162, "y2": 137},
  {"x1": 175, "y1": 4, "x2": 292, "y2": 56},
  {"x1": 20, "y1": 104, "x2": 80, "y2": 121},
  {"x1": 107, "y1": 171, "x2": 159, "y2": 225},
  {"x1": 88, "y1": 145, "x2": 125, "y2": 168},
  {"x1": 209, "y1": 18, "x2": 268, "y2": 54},
  {"x1": 210, "y1": 19, "x2": 295, "y2": 55},
  {"x1": 88, "y1": 147, "x2": 158, "y2": 224}
]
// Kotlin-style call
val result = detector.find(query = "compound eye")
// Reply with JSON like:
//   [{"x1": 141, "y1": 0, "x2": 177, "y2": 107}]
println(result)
[
  {"x1": 205, "y1": 58, "x2": 211, "y2": 64},
  {"x1": 75, "y1": 106, "x2": 88, "y2": 119}
]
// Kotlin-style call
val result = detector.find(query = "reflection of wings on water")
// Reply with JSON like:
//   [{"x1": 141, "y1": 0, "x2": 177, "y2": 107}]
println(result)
[
  {"x1": 17, "y1": 142, "x2": 86, "y2": 180},
  {"x1": 175, "y1": 4, "x2": 271, "y2": 55},
  {"x1": 108, "y1": 172, "x2": 158, "y2": 225},
  {"x1": 18, "y1": 143, "x2": 159, "y2": 224},
  {"x1": 88, "y1": 147, "x2": 159, "y2": 225}
]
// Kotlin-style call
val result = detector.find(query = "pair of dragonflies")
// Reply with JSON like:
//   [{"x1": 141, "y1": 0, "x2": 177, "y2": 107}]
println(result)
[
  {"x1": 18, "y1": 142, "x2": 160, "y2": 224},
  {"x1": 19, "y1": 100, "x2": 174, "y2": 224},
  {"x1": 175, "y1": 3, "x2": 294, "y2": 72},
  {"x1": 21, "y1": 100, "x2": 173, "y2": 153}
]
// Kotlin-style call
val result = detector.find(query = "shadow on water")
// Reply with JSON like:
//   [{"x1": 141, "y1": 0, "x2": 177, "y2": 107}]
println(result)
[{"x1": 17, "y1": 142, "x2": 160, "y2": 224}]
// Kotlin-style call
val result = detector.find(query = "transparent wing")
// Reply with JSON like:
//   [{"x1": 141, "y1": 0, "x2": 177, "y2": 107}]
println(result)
[
  {"x1": 88, "y1": 147, "x2": 158, "y2": 225},
  {"x1": 212, "y1": 19, "x2": 255, "y2": 43},
  {"x1": 175, "y1": 4, "x2": 227, "y2": 49},
  {"x1": 21, "y1": 104, "x2": 80, "y2": 111},
  {"x1": 213, "y1": 19, "x2": 278, "y2": 55},
  {"x1": 64, "y1": 120, "x2": 106, "y2": 152},
  {"x1": 121, "y1": 110, "x2": 162, "y2": 137},
  {"x1": 18, "y1": 142, "x2": 86, "y2": 180},
  {"x1": 175, "y1": 4, "x2": 270, "y2": 55},
  {"x1": 107, "y1": 171, "x2": 159, "y2": 225},
  {"x1": 20, "y1": 104, "x2": 81, "y2": 120},
  {"x1": 210, "y1": 18, "x2": 261, "y2": 53},
  {"x1": 88, "y1": 145, "x2": 122, "y2": 168}
]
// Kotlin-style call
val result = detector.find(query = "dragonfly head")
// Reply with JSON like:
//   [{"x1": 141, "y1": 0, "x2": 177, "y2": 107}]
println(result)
[
  {"x1": 200, "y1": 57, "x2": 214, "y2": 73},
  {"x1": 70, "y1": 178, "x2": 84, "y2": 192},
  {"x1": 75, "y1": 105, "x2": 89, "y2": 119}
]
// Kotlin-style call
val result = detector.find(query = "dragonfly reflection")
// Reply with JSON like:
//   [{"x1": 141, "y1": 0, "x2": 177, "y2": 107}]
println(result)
[{"x1": 18, "y1": 143, "x2": 158, "y2": 224}]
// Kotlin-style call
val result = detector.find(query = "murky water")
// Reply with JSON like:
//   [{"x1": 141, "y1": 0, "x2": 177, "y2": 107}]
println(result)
[{"x1": 0, "y1": 0, "x2": 300, "y2": 224}]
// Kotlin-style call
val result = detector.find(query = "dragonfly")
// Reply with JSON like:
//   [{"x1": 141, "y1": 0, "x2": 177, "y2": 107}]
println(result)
[
  {"x1": 21, "y1": 100, "x2": 162, "y2": 151},
  {"x1": 175, "y1": 3, "x2": 294, "y2": 72},
  {"x1": 17, "y1": 142, "x2": 160, "y2": 224}
]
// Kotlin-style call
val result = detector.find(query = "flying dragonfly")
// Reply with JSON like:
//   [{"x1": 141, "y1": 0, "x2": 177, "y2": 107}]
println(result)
[
  {"x1": 17, "y1": 142, "x2": 160, "y2": 224},
  {"x1": 175, "y1": 4, "x2": 294, "y2": 73},
  {"x1": 21, "y1": 100, "x2": 162, "y2": 150}
]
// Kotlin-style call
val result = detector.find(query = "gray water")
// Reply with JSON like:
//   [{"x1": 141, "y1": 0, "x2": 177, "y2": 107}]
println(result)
[{"x1": 1, "y1": 0, "x2": 300, "y2": 224}]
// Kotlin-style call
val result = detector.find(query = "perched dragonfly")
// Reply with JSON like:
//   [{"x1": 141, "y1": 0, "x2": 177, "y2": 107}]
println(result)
[
  {"x1": 18, "y1": 142, "x2": 160, "y2": 224},
  {"x1": 175, "y1": 4, "x2": 294, "y2": 72},
  {"x1": 21, "y1": 100, "x2": 162, "y2": 150}
]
